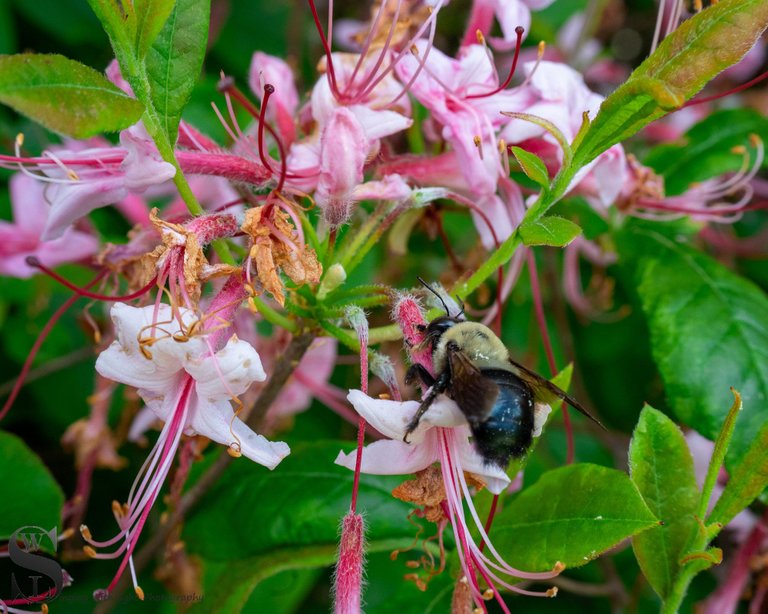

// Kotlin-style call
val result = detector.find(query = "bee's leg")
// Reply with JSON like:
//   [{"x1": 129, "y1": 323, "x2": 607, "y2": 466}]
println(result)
[
  {"x1": 405, "y1": 364, "x2": 435, "y2": 388},
  {"x1": 403, "y1": 371, "x2": 450, "y2": 443}
]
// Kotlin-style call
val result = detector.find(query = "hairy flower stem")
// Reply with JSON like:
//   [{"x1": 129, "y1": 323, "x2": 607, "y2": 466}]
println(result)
[{"x1": 92, "y1": 331, "x2": 316, "y2": 613}]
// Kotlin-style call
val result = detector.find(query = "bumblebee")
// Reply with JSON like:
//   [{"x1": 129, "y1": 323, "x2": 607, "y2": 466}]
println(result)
[{"x1": 404, "y1": 280, "x2": 604, "y2": 468}]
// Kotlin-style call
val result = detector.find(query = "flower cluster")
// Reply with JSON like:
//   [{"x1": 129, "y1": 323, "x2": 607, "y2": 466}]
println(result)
[{"x1": 0, "y1": 0, "x2": 766, "y2": 611}]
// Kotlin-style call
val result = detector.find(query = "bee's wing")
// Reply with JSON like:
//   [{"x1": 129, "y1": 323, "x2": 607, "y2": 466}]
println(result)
[
  {"x1": 507, "y1": 356, "x2": 606, "y2": 430},
  {"x1": 447, "y1": 346, "x2": 500, "y2": 425}
]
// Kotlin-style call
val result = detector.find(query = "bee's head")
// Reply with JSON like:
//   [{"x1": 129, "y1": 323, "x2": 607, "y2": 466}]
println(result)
[{"x1": 421, "y1": 315, "x2": 461, "y2": 349}]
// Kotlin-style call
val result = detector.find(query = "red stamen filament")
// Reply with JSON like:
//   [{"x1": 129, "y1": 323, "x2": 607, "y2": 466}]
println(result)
[
  {"x1": 307, "y1": 0, "x2": 341, "y2": 99},
  {"x1": 0, "y1": 270, "x2": 107, "y2": 422},
  {"x1": 26, "y1": 258, "x2": 158, "y2": 302},
  {"x1": 527, "y1": 251, "x2": 574, "y2": 464},
  {"x1": 683, "y1": 69, "x2": 768, "y2": 108},
  {"x1": 218, "y1": 79, "x2": 297, "y2": 190},
  {"x1": 465, "y1": 26, "x2": 525, "y2": 100}
]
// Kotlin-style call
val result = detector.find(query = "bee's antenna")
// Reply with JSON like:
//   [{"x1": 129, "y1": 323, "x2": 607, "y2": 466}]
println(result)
[
  {"x1": 417, "y1": 276, "x2": 451, "y2": 317},
  {"x1": 455, "y1": 295, "x2": 465, "y2": 319}
]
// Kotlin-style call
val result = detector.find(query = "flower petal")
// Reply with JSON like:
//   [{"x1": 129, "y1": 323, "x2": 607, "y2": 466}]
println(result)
[
  {"x1": 335, "y1": 436, "x2": 438, "y2": 476},
  {"x1": 346, "y1": 390, "x2": 465, "y2": 443},
  {"x1": 453, "y1": 433, "x2": 512, "y2": 495},
  {"x1": 187, "y1": 397, "x2": 290, "y2": 469},
  {"x1": 186, "y1": 336, "x2": 267, "y2": 399}
]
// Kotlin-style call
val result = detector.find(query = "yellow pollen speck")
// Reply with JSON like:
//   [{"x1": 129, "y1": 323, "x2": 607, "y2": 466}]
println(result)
[
  {"x1": 80, "y1": 525, "x2": 92, "y2": 540},
  {"x1": 41, "y1": 605, "x2": 48, "y2": 614},
  {"x1": 731, "y1": 145, "x2": 747, "y2": 155},
  {"x1": 227, "y1": 442, "x2": 242, "y2": 458},
  {"x1": 553, "y1": 561, "x2": 565, "y2": 573},
  {"x1": 135, "y1": 586, "x2": 145, "y2": 601},
  {"x1": 749, "y1": 134, "x2": 761, "y2": 147},
  {"x1": 694, "y1": 0, "x2": 703, "y2": 10},
  {"x1": 15, "y1": 133, "x2": 24, "y2": 146},
  {"x1": 473, "y1": 136, "x2": 482, "y2": 147},
  {"x1": 475, "y1": 30, "x2": 485, "y2": 44},
  {"x1": 67, "y1": 169, "x2": 80, "y2": 181},
  {"x1": 410, "y1": 44, "x2": 419, "y2": 56},
  {"x1": 537, "y1": 40, "x2": 546, "y2": 57},
  {"x1": 83, "y1": 546, "x2": 97, "y2": 558},
  {"x1": 459, "y1": 576, "x2": 468, "y2": 584},
  {"x1": 482, "y1": 588, "x2": 494, "y2": 600},
  {"x1": 547, "y1": 587, "x2": 559, "y2": 597},
  {"x1": 405, "y1": 561, "x2": 420, "y2": 569},
  {"x1": 473, "y1": 608, "x2": 483, "y2": 614},
  {"x1": 378, "y1": 393, "x2": 391, "y2": 400},
  {"x1": 498, "y1": 139, "x2": 506, "y2": 154},
  {"x1": 60, "y1": 527, "x2": 74, "y2": 540}
]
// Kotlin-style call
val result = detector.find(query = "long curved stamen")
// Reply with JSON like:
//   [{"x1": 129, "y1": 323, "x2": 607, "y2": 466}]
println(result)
[
  {"x1": 345, "y1": 0, "x2": 391, "y2": 90},
  {"x1": 0, "y1": 271, "x2": 107, "y2": 422},
  {"x1": 527, "y1": 250, "x2": 574, "y2": 464},
  {"x1": 358, "y1": 0, "x2": 445, "y2": 102},
  {"x1": 346, "y1": 0, "x2": 403, "y2": 103},
  {"x1": 465, "y1": 26, "x2": 525, "y2": 100},
  {"x1": 25, "y1": 258, "x2": 158, "y2": 302},
  {"x1": 307, "y1": 0, "x2": 341, "y2": 99},
  {"x1": 683, "y1": 69, "x2": 768, "y2": 108}
]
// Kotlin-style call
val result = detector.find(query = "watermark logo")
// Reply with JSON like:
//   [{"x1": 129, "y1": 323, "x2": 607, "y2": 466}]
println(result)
[{"x1": 4, "y1": 526, "x2": 63, "y2": 607}]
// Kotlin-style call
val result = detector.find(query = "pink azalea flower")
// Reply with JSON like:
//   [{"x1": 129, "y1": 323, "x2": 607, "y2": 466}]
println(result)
[
  {"x1": 85, "y1": 302, "x2": 288, "y2": 599},
  {"x1": 336, "y1": 391, "x2": 513, "y2": 494},
  {"x1": 336, "y1": 296, "x2": 559, "y2": 611},
  {"x1": 396, "y1": 42, "x2": 526, "y2": 197},
  {"x1": 37, "y1": 124, "x2": 176, "y2": 240},
  {"x1": 0, "y1": 174, "x2": 98, "y2": 278}
]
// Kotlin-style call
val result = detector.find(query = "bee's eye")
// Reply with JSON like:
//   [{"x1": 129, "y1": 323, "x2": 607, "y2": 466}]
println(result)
[{"x1": 416, "y1": 324, "x2": 426, "y2": 332}]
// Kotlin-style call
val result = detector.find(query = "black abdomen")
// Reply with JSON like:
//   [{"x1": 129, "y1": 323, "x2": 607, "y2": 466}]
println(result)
[{"x1": 470, "y1": 369, "x2": 534, "y2": 468}]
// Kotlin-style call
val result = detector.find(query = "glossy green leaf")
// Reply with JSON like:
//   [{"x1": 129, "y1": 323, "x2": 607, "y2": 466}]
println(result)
[
  {"x1": 0, "y1": 54, "x2": 144, "y2": 138},
  {"x1": 183, "y1": 442, "x2": 418, "y2": 561},
  {"x1": 510, "y1": 146, "x2": 550, "y2": 189},
  {"x1": 645, "y1": 108, "x2": 768, "y2": 195},
  {"x1": 709, "y1": 418, "x2": 768, "y2": 528},
  {"x1": 629, "y1": 406, "x2": 699, "y2": 598},
  {"x1": 519, "y1": 216, "x2": 582, "y2": 247},
  {"x1": 492, "y1": 464, "x2": 658, "y2": 571},
  {"x1": 134, "y1": 0, "x2": 175, "y2": 58},
  {"x1": 573, "y1": 0, "x2": 768, "y2": 169},
  {"x1": 0, "y1": 431, "x2": 64, "y2": 540},
  {"x1": 145, "y1": 0, "x2": 210, "y2": 144},
  {"x1": 619, "y1": 227, "x2": 768, "y2": 467}
]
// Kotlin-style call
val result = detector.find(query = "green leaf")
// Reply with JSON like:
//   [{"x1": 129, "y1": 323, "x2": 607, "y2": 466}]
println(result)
[
  {"x1": 573, "y1": 0, "x2": 768, "y2": 169},
  {"x1": 0, "y1": 431, "x2": 64, "y2": 540},
  {"x1": 519, "y1": 216, "x2": 582, "y2": 248},
  {"x1": 629, "y1": 406, "x2": 699, "y2": 599},
  {"x1": 183, "y1": 442, "x2": 418, "y2": 561},
  {"x1": 86, "y1": 0, "x2": 136, "y2": 51},
  {"x1": 0, "y1": 54, "x2": 144, "y2": 138},
  {"x1": 509, "y1": 146, "x2": 550, "y2": 189},
  {"x1": 492, "y1": 464, "x2": 658, "y2": 571},
  {"x1": 709, "y1": 415, "x2": 768, "y2": 528},
  {"x1": 618, "y1": 227, "x2": 768, "y2": 467},
  {"x1": 644, "y1": 108, "x2": 768, "y2": 195},
  {"x1": 145, "y1": 0, "x2": 210, "y2": 144},
  {"x1": 134, "y1": 0, "x2": 176, "y2": 58}
]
